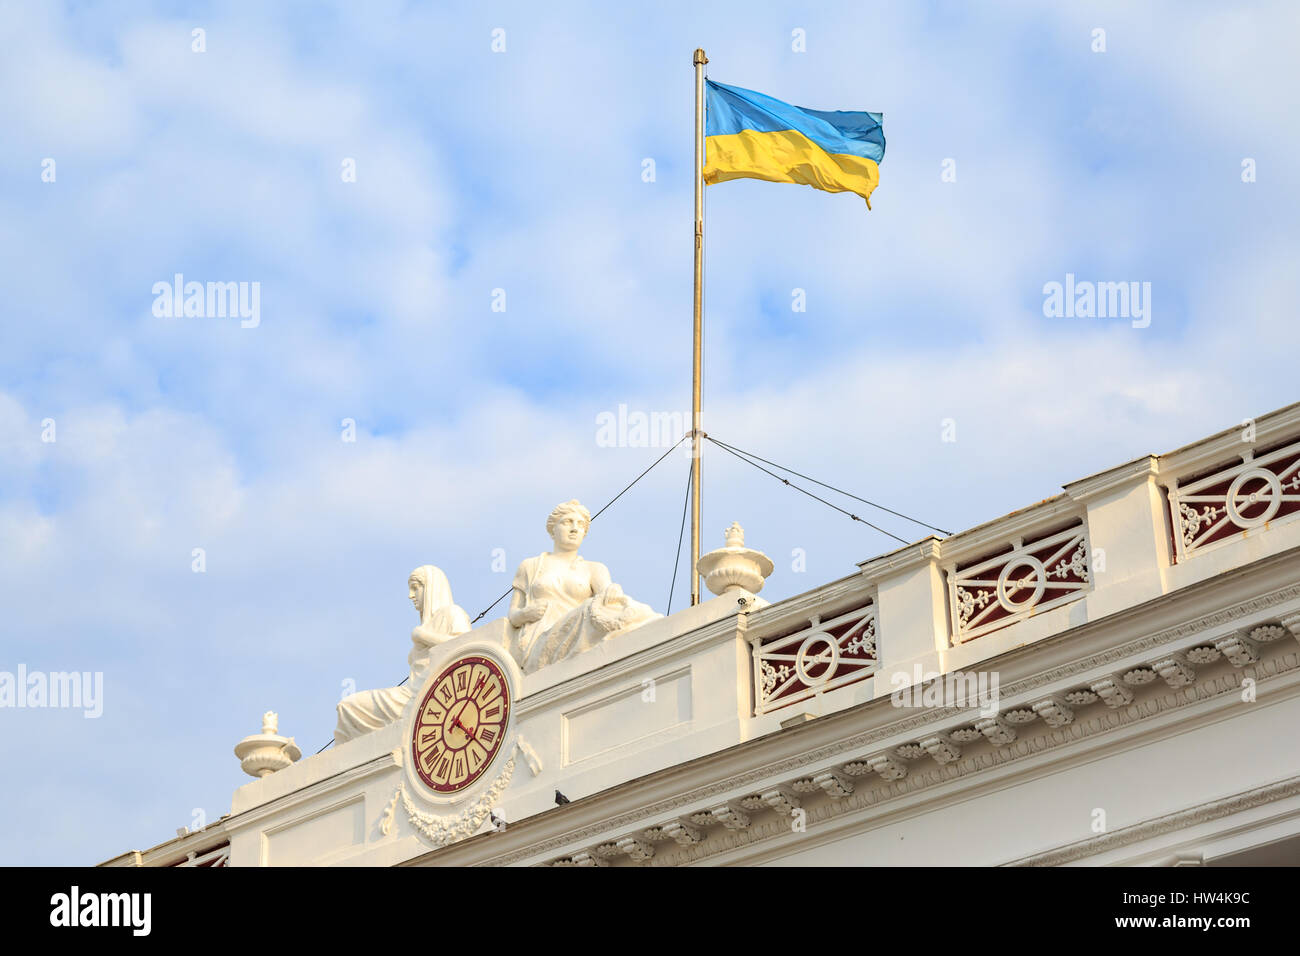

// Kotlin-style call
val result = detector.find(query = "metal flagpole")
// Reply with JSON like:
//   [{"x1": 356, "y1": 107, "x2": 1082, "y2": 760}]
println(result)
[{"x1": 691, "y1": 47, "x2": 708, "y2": 606}]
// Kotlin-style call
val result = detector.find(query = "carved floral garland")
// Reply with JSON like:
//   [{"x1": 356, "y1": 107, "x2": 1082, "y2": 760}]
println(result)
[{"x1": 383, "y1": 749, "x2": 518, "y2": 848}]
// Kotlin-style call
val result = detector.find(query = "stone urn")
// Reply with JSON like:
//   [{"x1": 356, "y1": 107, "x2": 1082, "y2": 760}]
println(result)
[
  {"x1": 696, "y1": 522, "x2": 774, "y2": 597},
  {"x1": 234, "y1": 711, "x2": 302, "y2": 779}
]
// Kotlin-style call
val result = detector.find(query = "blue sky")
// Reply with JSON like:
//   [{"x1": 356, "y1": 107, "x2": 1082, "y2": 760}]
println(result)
[{"x1": 1, "y1": 0, "x2": 1298, "y2": 865}]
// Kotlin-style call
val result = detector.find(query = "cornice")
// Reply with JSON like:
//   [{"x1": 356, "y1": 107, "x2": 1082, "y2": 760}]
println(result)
[
  {"x1": 672, "y1": 665, "x2": 1300, "y2": 868},
  {"x1": 1005, "y1": 772, "x2": 1300, "y2": 867},
  {"x1": 743, "y1": 574, "x2": 874, "y2": 643},
  {"x1": 98, "y1": 819, "x2": 232, "y2": 868},
  {"x1": 1156, "y1": 401, "x2": 1300, "y2": 481},
  {"x1": 515, "y1": 613, "x2": 746, "y2": 715},
  {"x1": 485, "y1": 649, "x2": 1300, "y2": 867},
  {"x1": 1062, "y1": 455, "x2": 1159, "y2": 503},
  {"x1": 223, "y1": 750, "x2": 399, "y2": 834},
  {"x1": 854, "y1": 537, "x2": 942, "y2": 579},
  {"x1": 935, "y1": 494, "x2": 1084, "y2": 571}
]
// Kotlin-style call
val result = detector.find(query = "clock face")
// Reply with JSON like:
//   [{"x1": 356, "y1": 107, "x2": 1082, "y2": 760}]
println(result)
[{"x1": 411, "y1": 655, "x2": 511, "y2": 794}]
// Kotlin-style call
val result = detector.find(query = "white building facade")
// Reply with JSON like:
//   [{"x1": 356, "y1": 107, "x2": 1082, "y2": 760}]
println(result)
[{"x1": 104, "y1": 403, "x2": 1300, "y2": 867}]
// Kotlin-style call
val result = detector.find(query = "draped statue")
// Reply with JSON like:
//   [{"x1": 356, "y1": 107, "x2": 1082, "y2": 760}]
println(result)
[
  {"x1": 505, "y1": 500, "x2": 660, "y2": 674},
  {"x1": 334, "y1": 565, "x2": 471, "y2": 744}
]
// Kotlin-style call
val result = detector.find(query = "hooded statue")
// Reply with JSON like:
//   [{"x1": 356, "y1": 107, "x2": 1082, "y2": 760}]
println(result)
[{"x1": 334, "y1": 565, "x2": 472, "y2": 744}]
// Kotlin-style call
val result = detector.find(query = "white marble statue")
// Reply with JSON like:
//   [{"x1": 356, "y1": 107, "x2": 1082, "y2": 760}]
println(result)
[
  {"x1": 506, "y1": 499, "x2": 660, "y2": 674},
  {"x1": 334, "y1": 565, "x2": 472, "y2": 744}
]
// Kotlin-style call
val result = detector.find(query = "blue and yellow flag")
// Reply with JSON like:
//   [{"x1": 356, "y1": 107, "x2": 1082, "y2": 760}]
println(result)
[{"x1": 704, "y1": 80, "x2": 885, "y2": 208}]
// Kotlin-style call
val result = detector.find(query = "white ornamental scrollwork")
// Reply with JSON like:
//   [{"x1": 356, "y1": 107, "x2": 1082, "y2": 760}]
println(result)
[
  {"x1": 1168, "y1": 439, "x2": 1300, "y2": 560},
  {"x1": 752, "y1": 601, "x2": 878, "y2": 715},
  {"x1": 759, "y1": 660, "x2": 792, "y2": 695},
  {"x1": 1178, "y1": 502, "x2": 1220, "y2": 545},
  {"x1": 392, "y1": 750, "x2": 518, "y2": 849},
  {"x1": 956, "y1": 586, "x2": 992, "y2": 626},
  {"x1": 947, "y1": 522, "x2": 1092, "y2": 643},
  {"x1": 846, "y1": 618, "x2": 877, "y2": 656},
  {"x1": 1049, "y1": 544, "x2": 1089, "y2": 583}
]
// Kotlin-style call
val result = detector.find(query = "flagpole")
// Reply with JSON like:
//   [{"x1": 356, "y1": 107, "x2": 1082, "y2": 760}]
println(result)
[{"x1": 691, "y1": 47, "x2": 707, "y2": 606}]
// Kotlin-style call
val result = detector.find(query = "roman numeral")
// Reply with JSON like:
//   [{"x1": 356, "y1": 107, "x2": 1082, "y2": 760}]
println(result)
[
  {"x1": 466, "y1": 742, "x2": 487, "y2": 774},
  {"x1": 422, "y1": 699, "x2": 446, "y2": 723},
  {"x1": 475, "y1": 680, "x2": 501, "y2": 707},
  {"x1": 420, "y1": 743, "x2": 445, "y2": 776}
]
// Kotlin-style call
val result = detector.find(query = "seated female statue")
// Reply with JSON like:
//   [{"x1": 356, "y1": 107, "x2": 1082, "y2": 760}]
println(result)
[{"x1": 506, "y1": 499, "x2": 659, "y2": 673}]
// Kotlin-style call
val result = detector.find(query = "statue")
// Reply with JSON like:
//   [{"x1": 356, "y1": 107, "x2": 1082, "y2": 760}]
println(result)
[
  {"x1": 334, "y1": 565, "x2": 471, "y2": 744},
  {"x1": 506, "y1": 500, "x2": 660, "y2": 673}
]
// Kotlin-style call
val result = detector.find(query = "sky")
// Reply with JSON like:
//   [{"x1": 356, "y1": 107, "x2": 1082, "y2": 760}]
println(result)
[{"x1": 1, "y1": 0, "x2": 1297, "y2": 865}]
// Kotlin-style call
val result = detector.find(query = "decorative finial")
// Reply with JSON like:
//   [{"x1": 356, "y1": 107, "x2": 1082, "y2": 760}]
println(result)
[
  {"x1": 696, "y1": 521, "x2": 774, "y2": 597},
  {"x1": 235, "y1": 711, "x2": 303, "y2": 779}
]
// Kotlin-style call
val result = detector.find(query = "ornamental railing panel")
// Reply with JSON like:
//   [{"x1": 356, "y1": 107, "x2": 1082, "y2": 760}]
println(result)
[
  {"x1": 1166, "y1": 439, "x2": 1300, "y2": 562},
  {"x1": 174, "y1": 844, "x2": 230, "y2": 867},
  {"x1": 751, "y1": 602, "x2": 877, "y2": 715},
  {"x1": 947, "y1": 520, "x2": 1092, "y2": 644}
]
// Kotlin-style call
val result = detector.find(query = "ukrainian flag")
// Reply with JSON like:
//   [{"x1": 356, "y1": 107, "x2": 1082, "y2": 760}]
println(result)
[{"x1": 704, "y1": 80, "x2": 885, "y2": 207}]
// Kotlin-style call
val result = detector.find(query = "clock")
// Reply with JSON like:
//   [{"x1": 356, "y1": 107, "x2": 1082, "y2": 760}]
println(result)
[{"x1": 410, "y1": 654, "x2": 512, "y2": 794}]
